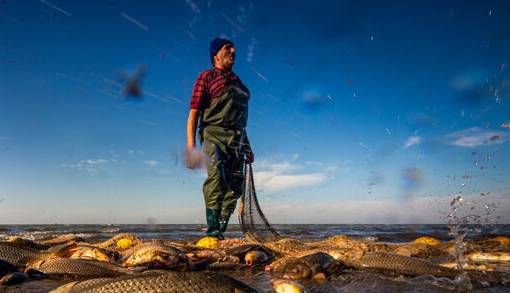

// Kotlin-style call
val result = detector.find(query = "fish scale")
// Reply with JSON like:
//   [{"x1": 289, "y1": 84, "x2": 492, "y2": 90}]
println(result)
[
  {"x1": 358, "y1": 252, "x2": 459, "y2": 277},
  {"x1": 0, "y1": 242, "x2": 54, "y2": 267},
  {"x1": 35, "y1": 258, "x2": 134, "y2": 277},
  {"x1": 56, "y1": 271, "x2": 258, "y2": 293}
]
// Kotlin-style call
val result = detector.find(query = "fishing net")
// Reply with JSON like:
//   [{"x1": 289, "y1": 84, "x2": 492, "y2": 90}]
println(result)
[{"x1": 238, "y1": 163, "x2": 280, "y2": 243}]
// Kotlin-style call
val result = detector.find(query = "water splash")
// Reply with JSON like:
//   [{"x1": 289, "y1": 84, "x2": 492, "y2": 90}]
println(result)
[
  {"x1": 446, "y1": 193, "x2": 499, "y2": 291},
  {"x1": 447, "y1": 195, "x2": 472, "y2": 291}
]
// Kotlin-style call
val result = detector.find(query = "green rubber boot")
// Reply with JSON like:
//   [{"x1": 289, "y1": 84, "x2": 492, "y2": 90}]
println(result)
[
  {"x1": 219, "y1": 213, "x2": 232, "y2": 236},
  {"x1": 206, "y1": 208, "x2": 224, "y2": 240}
]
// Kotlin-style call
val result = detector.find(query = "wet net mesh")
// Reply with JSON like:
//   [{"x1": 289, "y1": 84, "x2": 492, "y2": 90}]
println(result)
[{"x1": 238, "y1": 163, "x2": 280, "y2": 243}]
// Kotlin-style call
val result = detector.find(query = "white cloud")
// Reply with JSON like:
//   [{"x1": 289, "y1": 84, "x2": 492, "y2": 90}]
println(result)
[
  {"x1": 62, "y1": 157, "x2": 114, "y2": 174},
  {"x1": 83, "y1": 159, "x2": 109, "y2": 165},
  {"x1": 255, "y1": 171, "x2": 327, "y2": 193},
  {"x1": 443, "y1": 127, "x2": 509, "y2": 147},
  {"x1": 253, "y1": 157, "x2": 336, "y2": 193},
  {"x1": 403, "y1": 136, "x2": 421, "y2": 149}
]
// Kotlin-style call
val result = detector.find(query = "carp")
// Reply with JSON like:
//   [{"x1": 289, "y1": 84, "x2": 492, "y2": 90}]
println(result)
[
  {"x1": 467, "y1": 252, "x2": 510, "y2": 262},
  {"x1": 225, "y1": 244, "x2": 272, "y2": 265},
  {"x1": 0, "y1": 241, "x2": 76, "y2": 267},
  {"x1": 50, "y1": 271, "x2": 259, "y2": 293},
  {"x1": 0, "y1": 259, "x2": 18, "y2": 278},
  {"x1": 320, "y1": 235, "x2": 368, "y2": 251},
  {"x1": 272, "y1": 252, "x2": 339, "y2": 280},
  {"x1": 120, "y1": 243, "x2": 192, "y2": 270},
  {"x1": 264, "y1": 238, "x2": 311, "y2": 257},
  {"x1": 244, "y1": 250, "x2": 269, "y2": 266},
  {"x1": 0, "y1": 271, "x2": 29, "y2": 285},
  {"x1": 186, "y1": 248, "x2": 240, "y2": 263},
  {"x1": 69, "y1": 244, "x2": 118, "y2": 263},
  {"x1": 339, "y1": 251, "x2": 459, "y2": 277},
  {"x1": 207, "y1": 261, "x2": 247, "y2": 270},
  {"x1": 392, "y1": 243, "x2": 447, "y2": 259},
  {"x1": 439, "y1": 262, "x2": 495, "y2": 271},
  {"x1": 31, "y1": 258, "x2": 139, "y2": 277},
  {"x1": 7, "y1": 237, "x2": 51, "y2": 250}
]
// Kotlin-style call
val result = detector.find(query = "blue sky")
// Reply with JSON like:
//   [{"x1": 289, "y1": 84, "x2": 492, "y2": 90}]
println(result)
[{"x1": 1, "y1": 0, "x2": 509, "y2": 224}]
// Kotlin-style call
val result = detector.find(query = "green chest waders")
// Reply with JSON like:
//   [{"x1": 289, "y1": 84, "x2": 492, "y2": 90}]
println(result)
[{"x1": 200, "y1": 72, "x2": 250, "y2": 239}]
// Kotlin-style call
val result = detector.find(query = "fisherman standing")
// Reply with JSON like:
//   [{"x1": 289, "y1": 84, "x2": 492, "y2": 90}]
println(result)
[{"x1": 186, "y1": 38, "x2": 254, "y2": 240}]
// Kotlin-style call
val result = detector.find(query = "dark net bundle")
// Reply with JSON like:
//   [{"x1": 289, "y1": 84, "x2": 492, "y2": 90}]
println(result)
[{"x1": 238, "y1": 163, "x2": 280, "y2": 243}]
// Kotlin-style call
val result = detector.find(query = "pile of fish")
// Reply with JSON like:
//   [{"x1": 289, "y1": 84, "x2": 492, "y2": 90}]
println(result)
[{"x1": 0, "y1": 233, "x2": 509, "y2": 292}]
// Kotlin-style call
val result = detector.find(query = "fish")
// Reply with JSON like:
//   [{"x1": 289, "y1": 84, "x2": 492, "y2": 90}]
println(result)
[
  {"x1": 467, "y1": 252, "x2": 510, "y2": 262},
  {"x1": 30, "y1": 258, "x2": 140, "y2": 277},
  {"x1": 0, "y1": 259, "x2": 18, "y2": 278},
  {"x1": 225, "y1": 244, "x2": 272, "y2": 266},
  {"x1": 50, "y1": 271, "x2": 259, "y2": 293},
  {"x1": 244, "y1": 250, "x2": 269, "y2": 266},
  {"x1": 207, "y1": 261, "x2": 247, "y2": 270},
  {"x1": 263, "y1": 238, "x2": 311, "y2": 257},
  {"x1": 7, "y1": 237, "x2": 51, "y2": 250},
  {"x1": 186, "y1": 248, "x2": 240, "y2": 263},
  {"x1": 276, "y1": 252, "x2": 339, "y2": 280},
  {"x1": 339, "y1": 252, "x2": 459, "y2": 277},
  {"x1": 272, "y1": 278, "x2": 310, "y2": 293},
  {"x1": 0, "y1": 272, "x2": 28, "y2": 285},
  {"x1": 319, "y1": 235, "x2": 369, "y2": 251},
  {"x1": 439, "y1": 262, "x2": 495, "y2": 271},
  {"x1": 120, "y1": 243, "x2": 192, "y2": 270},
  {"x1": 0, "y1": 241, "x2": 76, "y2": 267},
  {"x1": 69, "y1": 244, "x2": 118, "y2": 263},
  {"x1": 218, "y1": 238, "x2": 248, "y2": 250},
  {"x1": 392, "y1": 243, "x2": 447, "y2": 258},
  {"x1": 225, "y1": 244, "x2": 264, "y2": 256}
]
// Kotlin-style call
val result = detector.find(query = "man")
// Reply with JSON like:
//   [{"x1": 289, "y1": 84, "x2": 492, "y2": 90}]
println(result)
[{"x1": 186, "y1": 38, "x2": 254, "y2": 240}]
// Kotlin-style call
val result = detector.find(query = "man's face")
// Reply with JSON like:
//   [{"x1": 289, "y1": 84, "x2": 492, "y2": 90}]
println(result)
[{"x1": 214, "y1": 43, "x2": 235, "y2": 69}]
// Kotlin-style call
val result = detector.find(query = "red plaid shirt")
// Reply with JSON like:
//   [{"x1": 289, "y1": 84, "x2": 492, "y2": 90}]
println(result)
[{"x1": 190, "y1": 68, "x2": 241, "y2": 110}]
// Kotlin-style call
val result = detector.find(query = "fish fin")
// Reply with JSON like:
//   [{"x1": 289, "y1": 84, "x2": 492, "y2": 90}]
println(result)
[{"x1": 312, "y1": 272, "x2": 327, "y2": 282}]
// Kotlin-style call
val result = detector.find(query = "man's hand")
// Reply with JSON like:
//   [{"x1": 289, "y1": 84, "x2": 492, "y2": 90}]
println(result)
[{"x1": 184, "y1": 146, "x2": 208, "y2": 169}]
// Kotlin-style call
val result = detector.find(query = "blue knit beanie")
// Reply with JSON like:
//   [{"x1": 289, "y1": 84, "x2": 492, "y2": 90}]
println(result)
[{"x1": 210, "y1": 37, "x2": 233, "y2": 65}]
